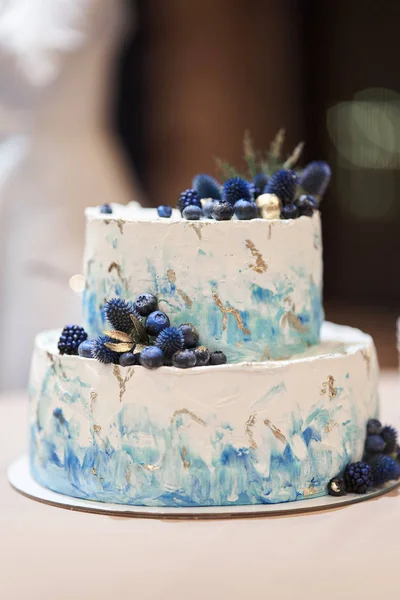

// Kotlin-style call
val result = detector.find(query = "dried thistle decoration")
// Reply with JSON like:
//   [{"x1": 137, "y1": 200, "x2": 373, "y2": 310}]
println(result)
[{"x1": 104, "y1": 314, "x2": 149, "y2": 354}]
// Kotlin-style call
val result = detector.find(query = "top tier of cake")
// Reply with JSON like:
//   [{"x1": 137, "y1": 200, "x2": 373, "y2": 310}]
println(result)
[{"x1": 82, "y1": 203, "x2": 323, "y2": 362}]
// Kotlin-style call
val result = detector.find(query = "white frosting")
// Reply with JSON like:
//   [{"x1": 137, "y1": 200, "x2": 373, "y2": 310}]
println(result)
[
  {"x1": 29, "y1": 322, "x2": 379, "y2": 507},
  {"x1": 82, "y1": 206, "x2": 324, "y2": 362}
]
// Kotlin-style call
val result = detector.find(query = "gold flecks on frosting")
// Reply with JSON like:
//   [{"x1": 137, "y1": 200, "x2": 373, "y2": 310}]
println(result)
[
  {"x1": 212, "y1": 292, "x2": 250, "y2": 335},
  {"x1": 245, "y1": 239, "x2": 267, "y2": 273},
  {"x1": 167, "y1": 269, "x2": 192, "y2": 308},
  {"x1": 361, "y1": 348, "x2": 371, "y2": 376},
  {"x1": 116, "y1": 219, "x2": 125, "y2": 235},
  {"x1": 264, "y1": 419, "x2": 286, "y2": 444},
  {"x1": 189, "y1": 222, "x2": 203, "y2": 240},
  {"x1": 143, "y1": 464, "x2": 160, "y2": 472},
  {"x1": 324, "y1": 421, "x2": 337, "y2": 433},
  {"x1": 281, "y1": 311, "x2": 308, "y2": 333},
  {"x1": 236, "y1": 341, "x2": 243, "y2": 349},
  {"x1": 108, "y1": 261, "x2": 129, "y2": 291},
  {"x1": 303, "y1": 486, "x2": 318, "y2": 496},
  {"x1": 47, "y1": 352, "x2": 67, "y2": 379},
  {"x1": 125, "y1": 469, "x2": 131, "y2": 484},
  {"x1": 245, "y1": 414, "x2": 258, "y2": 449},
  {"x1": 167, "y1": 269, "x2": 176, "y2": 283},
  {"x1": 320, "y1": 376, "x2": 337, "y2": 399},
  {"x1": 260, "y1": 347, "x2": 271, "y2": 361},
  {"x1": 113, "y1": 364, "x2": 135, "y2": 402},
  {"x1": 181, "y1": 447, "x2": 190, "y2": 470},
  {"x1": 170, "y1": 408, "x2": 206, "y2": 427},
  {"x1": 93, "y1": 425, "x2": 101, "y2": 434},
  {"x1": 90, "y1": 390, "x2": 98, "y2": 412},
  {"x1": 92, "y1": 468, "x2": 98, "y2": 476}
]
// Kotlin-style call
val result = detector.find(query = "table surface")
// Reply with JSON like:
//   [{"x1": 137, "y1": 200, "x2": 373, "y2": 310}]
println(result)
[{"x1": 1, "y1": 374, "x2": 400, "y2": 600}]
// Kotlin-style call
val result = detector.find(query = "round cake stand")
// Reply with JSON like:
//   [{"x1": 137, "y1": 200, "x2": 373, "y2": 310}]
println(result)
[{"x1": 8, "y1": 455, "x2": 399, "y2": 520}]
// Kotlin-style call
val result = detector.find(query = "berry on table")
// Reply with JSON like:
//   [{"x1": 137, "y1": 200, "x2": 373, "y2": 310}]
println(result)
[
  {"x1": 92, "y1": 335, "x2": 120, "y2": 364},
  {"x1": 194, "y1": 346, "x2": 210, "y2": 366},
  {"x1": 145, "y1": 311, "x2": 170, "y2": 336},
  {"x1": 365, "y1": 434, "x2": 385, "y2": 454},
  {"x1": 296, "y1": 195, "x2": 316, "y2": 217},
  {"x1": 78, "y1": 339, "x2": 94, "y2": 358},
  {"x1": 134, "y1": 293, "x2": 158, "y2": 317},
  {"x1": 155, "y1": 326, "x2": 185, "y2": 357},
  {"x1": 265, "y1": 169, "x2": 297, "y2": 205},
  {"x1": 372, "y1": 455, "x2": 400, "y2": 486},
  {"x1": 299, "y1": 161, "x2": 331, "y2": 196},
  {"x1": 192, "y1": 174, "x2": 222, "y2": 200},
  {"x1": 211, "y1": 200, "x2": 234, "y2": 221},
  {"x1": 157, "y1": 205, "x2": 172, "y2": 218},
  {"x1": 104, "y1": 298, "x2": 139, "y2": 334},
  {"x1": 209, "y1": 351, "x2": 227, "y2": 365},
  {"x1": 178, "y1": 323, "x2": 199, "y2": 348},
  {"x1": 182, "y1": 205, "x2": 202, "y2": 220},
  {"x1": 367, "y1": 419, "x2": 382, "y2": 435},
  {"x1": 281, "y1": 204, "x2": 299, "y2": 220},
  {"x1": 223, "y1": 177, "x2": 251, "y2": 205},
  {"x1": 172, "y1": 349, "x2": 197, "y2": 369},
  {"x1": 381, "y1": 425, "x2": 398, "y2": 454},
  {"x1": 58, "y1": 325, "x2": 88, "y2": 356},
  {"x1": 234, "y1": 199, "x2": 258, "y2": 220},
  {"x1": 100, "y1": 204, "x2": 113, "y2": 214},
  {"x1": 327, "y1": 477, "x2": 347, "y2": 497},
  {"x1": 139, "y1": 346, "x2": 164, "y2": 369},
  {"x1": 344, "y1": 461, "x2": 373, "y2": 494},
  {"x1": 177, "y1": 189, "x2": 201, "y2": 213},
  {"x1": 119, "y1": 352, "x2": 137, "y2": 367}
]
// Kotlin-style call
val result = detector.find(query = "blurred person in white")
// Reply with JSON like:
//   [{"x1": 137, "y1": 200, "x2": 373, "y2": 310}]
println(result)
[{"x1": 0, "y1": 0, "x2": 140, "y2": 390}]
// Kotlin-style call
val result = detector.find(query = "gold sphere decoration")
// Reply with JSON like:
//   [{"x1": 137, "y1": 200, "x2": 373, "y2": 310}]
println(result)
[{"x1": 256, "y1": 193, "x2": 281, "y2": 220}]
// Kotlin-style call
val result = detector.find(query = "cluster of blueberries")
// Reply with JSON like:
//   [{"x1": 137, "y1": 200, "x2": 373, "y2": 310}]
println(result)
[
  {"x1": 155, "y1": 160, "x2": 331, "y2": 222},
  {"x1": 58, "y1": 294, "x2": 227, "y2": 370},
  {"x1": 328, "y1": 418, "x2": 400, "y2": 496}
]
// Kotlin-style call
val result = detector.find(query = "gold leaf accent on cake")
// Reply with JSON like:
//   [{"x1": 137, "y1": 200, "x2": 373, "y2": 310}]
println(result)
[
  {"x1": 113, "y1": 364, "x2": 135, "y2": 402},
  {"x1": 125, "y1": 469, "x2": 131, "y2": 484},
  {"x1": 103, "y1": 330, "x2": 132, "y2": 343},
  {"x1": 170, "y1": 408, "x2": 206, "y2": 427},
  {"x1": 361, "y1": 348, "x2": 371, "y2": 376},
  {"x1": 245, "y1": 414, "x2": 258, "y2": 449},
  {"x1": 303, "y1": 486, "x2": 318, "y2": 497},
  {"x1": 212, "y1": 292, "x2": 251, "y2": 335},
  {"x1": 108, "y1": 261, "x2": 129, "y2": 291},
  {"x1": 143, "y1": 464, "x2": 160, "y2": 472},
  {"x1": 104, "y1": 341, "x2": 133, "y2": 353},
  {"x1": 281, "y1": 311, "x2": 308, "y2": 333},
  {"x1": 260, "y1": 347, "x2": 271, "y2": 361},
  {"x1": 92, "y1": 468, "x2": 98, "y2": 476},
  {"x1": 167, "y1": 269, "x2": 176, "y2": 283},
  {"x1": 181, "y1": 447, "x2": 190, "y2": 470},
  {"x1": 129, "y1": 314, "x2": 149, "y2": 345},
  {"x1": 116, "y1": 219, "x2": 125, "y2": 235},
  {"x1": 264, "y1": 419, "x2": 286, "y2": 444},
  {"x1": 245, "y1": 240, "x2": 267, "y2": 273},
  {"x1": 167, "y1": 270, "x2": 193, "y2": 308},
  {"x1": 189, "y1": 222, "x2": 203, "y2": 240},
  {"x1": 324, "y1": 421, "x2": 337, "y2": 433},
  {"x1": 320, "y1": 376, "x2": 337, "y2": 399},
  {"x1": 90, "y1": 390, "x2": 97, "y2": 412},
  {"x1": 93, "y1": 425, "x2": 101, "y2": 434}
]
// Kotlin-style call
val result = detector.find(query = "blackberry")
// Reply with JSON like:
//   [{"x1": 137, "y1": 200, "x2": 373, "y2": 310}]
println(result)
[
  {"x1": 192, "y1": 174, "x2": 222, "y2": 200},
  {"x1": 155, "y1": 326, "x2": 185, "y2": 357},
  {"x1": 344, "y1": 461, "x2": 373, "y2": 494},
  {"x1": 299, "y1": 161, "x2": 331, "y2": 196},
  {"x1": 265, "y1": 169, "x2": 297, "y2": 205},
  {"x1": 177, "y1": 189, "x2": 201, "y2": 213},
  {"x1": 58, "y1": 325, "x2": 87, "y2": 356},
  {"x1": 223, "y1": 177, "x2": 251, "y2": 206},
  {"x1": 104, "y1": 298, "x2": 139, "y2": 334}
]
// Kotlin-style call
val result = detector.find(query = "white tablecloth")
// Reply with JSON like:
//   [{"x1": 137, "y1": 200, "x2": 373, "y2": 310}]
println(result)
[{"x1": 1, "y1": 374, "x2": 399, "y2": 600}]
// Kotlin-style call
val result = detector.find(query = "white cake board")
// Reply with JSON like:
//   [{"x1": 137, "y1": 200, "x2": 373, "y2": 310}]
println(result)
[{"x1": 8, "y1": 456, "x2": 400, "y2": 520}]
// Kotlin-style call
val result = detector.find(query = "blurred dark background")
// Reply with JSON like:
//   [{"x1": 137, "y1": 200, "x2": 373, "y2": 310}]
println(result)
[{"x1": 115, "y1": 0, "x2": 400, "y2": 367}]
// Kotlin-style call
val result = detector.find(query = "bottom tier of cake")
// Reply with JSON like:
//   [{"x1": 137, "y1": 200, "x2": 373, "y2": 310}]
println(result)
[{"x1": 29, "y1": 322, "x2": 379, "y2": 507}]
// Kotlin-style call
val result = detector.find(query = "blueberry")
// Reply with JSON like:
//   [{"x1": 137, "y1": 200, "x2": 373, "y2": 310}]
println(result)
[
  {"x1": 209, "y1": 351, "x2": 227, "y2": 365},
  {"x1": 178, "y1": 323, "x2": 199, "y2": 348},
  {"x1": 194, "y1": 346, "x2": 210, "y2": 366},
  {"x1": 157, "y1": 205, "x2": 172, "y2": 218},
  {"x1": 296, "y1": 195, "x2": 315, "y2": 217},
  {"x1": 367, "y1": 419, "x2": 382, "y2": 435},
  {"x1": 365, "y1": 434, "x2": 385, "y2": 454},
  {"x1": 139, "y1": 346, "x2": 164, "y2": 369},
  {"x1": 328, "y1": 477, "x2": 347, "y2": 497},
  {"x1": 119, "y1": 352, "x2": 137, "y2": 367},
  {"x1": 281, "y1": 204, "x2": 299, "y2": 220},
  {"x1": 182, "y1": 205, "x2": 202, "y2": 220},
  {"x1": 100, "y1": 204, "x2": 113, "y2": 214},
  {"x1": 201, "y1": 199, "x2": 215, "y2": 218},
  {"x1": 78, "y1": 340, "x2": 94, "y2": 358},
  {"x1": 145, "y1": 310, "x2": 170, "y2": 336},
  {"x1": 135, "y1": 293, "x2": 158, "y2": 316},
  {"x1": 234, "y1": 199, "x2": 258, "y2": 220},
  {"x1": 211, "y1": 200, "x2": 234, "y2": 221},
  {"x1": 172, "y1": 349, "x2": 197, "y2": 369}
]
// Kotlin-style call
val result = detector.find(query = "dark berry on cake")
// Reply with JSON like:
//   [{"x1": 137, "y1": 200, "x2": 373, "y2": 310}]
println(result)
[
  {"x1": 104, "y1": 298, "x2": 139, "y2": 334},
  {"x1": 209, "y1": 351, "x2": 227, "y2": 365},
  {"x1": 157, "y1": 205, "x2": 172, "y2": 218},
  {"x1": 367, "y1": 418, "x2": 382, "y2": 435},
  {"x1": 177, "y1": 189, "x2": 201, "y2": 213},
  {"x1": 234, "y1": 199, "x2": 258, "y2": 220},
  {"x1": 327, "y1": 477, "x2": 347, "y2": 497},
  {"x1": 372, "y1": 455, "x2": 400, "y2": 486},
  {"x1": 299, "y1": 161, "x2": 331, "y2": 196},
  {"x1": 178, "y1": 323, "x2": 199, "y2": 348},
  {"x1": 194, "y1": 346, "x2": 210, "y2": 366},
  {"x1": 182, "y1": 205, "x2": 202, "y2": 220},
  {"x1": 365, "y1": 434, "x2": 386, "y2": 454},
  {"x1": 139, "y1": 346, "x2": 164, "y2": 369},
  {"x1": 381, "y1": 425, "x2": 398, "y2": 454},
  {"x1": 134, "y1": 293, "x2": 158, "y2": 317},
  {"x1": 172, "y1": 349, "x2": 197, "y2": 369},
  {"x1": 296, "y1": 195, "x2": 317, "y2": 217},
  {"x1": 78, "y1": 339, "x2": 94, "y2": 358},
  {"x1": 211, "y1": 200, "x2": 234, "y2": 221},
  {"x1": 223, "y1": 177, "x2": 251, "y2": 205},
  {"x1": 100, "y1": 204, "x2": 113, "y2": 214},
  {"x1": 58, "y1": 325, "x2": 88, "y2": 356},
  {"x1": 281, "y1": 203, "x2": 299, "y2": 220},
  {"x1": 119, "y1": 351, "x2": 137, "y2": 367},
  {"x1": 145, "y1": 311, "x2": 170, "y2": 336},
  {"x1": 344, "y1": 461, "x2": 373, "y2": 494},
  {"x1": 155, "y1": 326, "x2": 185, "y2": 357},
  {"x1": 253, "y1": 172, "x2": 269, "y2": 195},
  {"x1": 92, "y1": 335, "x2": 120, "y2": 364},
  {"x1": 192, "y1": 174, "x2": 222, "y2": 200},
  {"x1": 265, "y1": 169, "x2": 297, "y2": 205}
]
